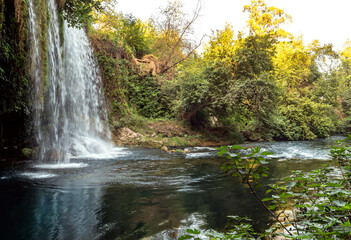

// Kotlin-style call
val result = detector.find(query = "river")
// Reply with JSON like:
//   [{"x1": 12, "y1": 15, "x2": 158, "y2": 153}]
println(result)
[{"x1": 0, "y1": 137, "x2": 341, "y2": 240}]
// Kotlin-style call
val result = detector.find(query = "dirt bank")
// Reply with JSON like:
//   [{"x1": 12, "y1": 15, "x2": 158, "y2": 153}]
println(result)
[{"x1": 112, "y1": 120, "x2": 239, "y2": 148}]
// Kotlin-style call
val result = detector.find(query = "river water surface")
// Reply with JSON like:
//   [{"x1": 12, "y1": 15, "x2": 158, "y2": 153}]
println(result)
[{"x1": 0, "y1": 137, "x2": 341, "y2": 240}]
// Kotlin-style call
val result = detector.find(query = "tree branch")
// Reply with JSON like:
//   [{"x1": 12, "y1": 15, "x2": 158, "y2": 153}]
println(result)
[
  {"x1": 163, "y1": 0, "x2": 203, "y2": 68},
  {"x1": 161, "y1": 34, "x2": 205, "y2": 74}
]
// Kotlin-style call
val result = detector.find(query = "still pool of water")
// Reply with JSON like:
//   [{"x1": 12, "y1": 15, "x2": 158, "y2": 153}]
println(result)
[{"x1": 0, "y1": 138, "x2": 342, "y2": 240}]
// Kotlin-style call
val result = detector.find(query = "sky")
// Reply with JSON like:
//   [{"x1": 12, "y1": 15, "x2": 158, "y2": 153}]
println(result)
[{"x1": 115, "y1": 0, "x2": 351, "y2": 52}]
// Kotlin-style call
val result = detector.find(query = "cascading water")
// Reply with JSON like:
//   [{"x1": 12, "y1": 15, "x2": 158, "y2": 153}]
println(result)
[
  {"x1": 28, "y1": 0, "x2": 42, "y2": 145},
  {"x1": 30, "y1": 0, "x2": 112, "y2": 163},
  {"x1": 63, "y1": 23, "x2": 112, "y2": 153},
  {"x1": 62, "y1": 23, "x2": 112, "y2": 158}
]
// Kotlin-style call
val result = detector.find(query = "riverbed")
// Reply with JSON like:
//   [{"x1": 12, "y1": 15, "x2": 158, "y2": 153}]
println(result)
[{"x1": 0, "y1": 137, "x2": 341, "y2": 240}]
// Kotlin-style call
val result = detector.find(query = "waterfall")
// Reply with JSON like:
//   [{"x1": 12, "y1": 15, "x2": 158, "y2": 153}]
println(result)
[
  {"x1": 29, "y1": 0, "x2": 112, "y2": 163},
  {"x1": 28, "y1": 0, "x2": 42, "y2": 146},
  {"x1": 62, "y1": 23, "x2": 112, "y2": 158}
]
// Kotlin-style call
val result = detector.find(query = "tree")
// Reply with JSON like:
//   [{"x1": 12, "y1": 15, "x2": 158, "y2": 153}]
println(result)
[
  {"x1": 336, "y1": 40, "x2": 351, "y2": 115},
  {"x1": 233, "y1": 34, "x2": 276, "y2": 80},
  {"x1": 150, "y1": 0, "x2": 205, "y2": 74},
  {"x1": 165, "y1": 58, "x2": 231, "y2": 124},
  {"x1": 273, "y1": 37, "x2": 312, "y2": 91},
  {"x1": 226, "y1": 75, "x2": 280, "y2": 139},
  {"x1": 243, "y1": 0, "x2": 292, "y2": 39},
  {"x1": 202, "y1": 23, "x2": 237, "y2": 65},
  {"x1": 120, "y1": 14, "x2": 150, "y2": 58},
  {"x1": 339, "y1": 39, "x2": 351, "y2": 79},
  {"x1": 62, "y1": 0, "x2": 106, "y2": 27}
]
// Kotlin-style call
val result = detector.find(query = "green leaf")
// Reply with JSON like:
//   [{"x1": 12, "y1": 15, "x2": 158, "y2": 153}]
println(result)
[
  {"x1": 231, "y1": 145, "x2": 245, "y2": 150},
  {"x1": 218, "y1": 149, "x2": 228, "y2": 157},
  {"x1": 262, "y1": 197, "x2": 274, "y2": 202},
  {"x1": 260, "y1": 151, "x2": 274, "y2": 156},
  {"x1": 178, "y1": 235, "x2": 193, "y2": 240},
  {"x1": 268, "y1": 204, "x2": 277, "y2": 210},
  {"x1": 186, "y1": 229, "x2": 201, "y2": 235},
  {"x1": 342, "y1": 220, "x2": 351, "y2": 227}
]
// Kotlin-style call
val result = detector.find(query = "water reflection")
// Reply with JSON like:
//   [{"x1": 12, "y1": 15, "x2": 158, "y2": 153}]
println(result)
[{"x1": 0, "y1": 177, "x2": 103, "y2": 240}]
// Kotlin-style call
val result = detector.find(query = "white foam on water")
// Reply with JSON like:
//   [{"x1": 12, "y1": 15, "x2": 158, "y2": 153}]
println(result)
[
  {"x1": 148, "y1": 213, "x2": 207, "y2": 240},
  {"x1": 33, "y1": 163, "x2": 88, "y2": 169},
  {"x1": 71, "y1": 147, "x2": 130, "y2": 160},
  {"x1": 267, "y1": 143, "x2": 330, "y2": 160},
  {"x1": 193, "y1": 147, "x2": 217, "y2": 151},
  {"x1": 186, "y1": 152, "x2": 216, "y2": 159},
  {"x1": 21, "y1": 172, "x2": 57, "y2": 179},
  {"x1": 70, "y1": 136, "x2": 114, "y2": 157}
]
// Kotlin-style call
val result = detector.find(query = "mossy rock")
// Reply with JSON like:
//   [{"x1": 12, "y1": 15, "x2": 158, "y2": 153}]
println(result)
[{"x1": 22, "y1": 148, "x2": 33, "y2": 159}]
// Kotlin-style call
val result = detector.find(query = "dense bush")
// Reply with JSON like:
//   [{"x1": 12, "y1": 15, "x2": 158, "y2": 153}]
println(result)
[
  {"x1": 127, "y1": 76, "x2": 171, "y2": 119},
  {"x1": 279, "y1": 96, "x2": 338, "y2": 140}
]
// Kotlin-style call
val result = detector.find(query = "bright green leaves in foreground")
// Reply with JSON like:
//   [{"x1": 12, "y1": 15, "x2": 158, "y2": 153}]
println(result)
[
  {"x1": 219, "y1": 145, "x2": 272, "y2": 183},
  {"x1": 180, "y1": 138, "x2": 351, "y2": 240},
  {"x1": 179, "y1": 216, "x2": 260, "y2": 240}
]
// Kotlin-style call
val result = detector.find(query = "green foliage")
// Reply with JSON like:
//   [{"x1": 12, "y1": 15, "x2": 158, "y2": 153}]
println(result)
[
  {"x1": 22, "y1": 148, "x2": 33, "y2": 158},
  {"x1": 89, "y1": 0, "x2": 349, "y2": 141},
  {"x1": 0, "y1": 1, "x2": 30, "y2": 116},
  {"x1": 203, "y1": 23, "x2": 236, "y2": 64},
  {"x1": 62, "y1": 0, "x2": 104, "y2": 28},
  {"x1": 148, "y1": 0, "x2": 200, "y2": 72},
  {"x1": 91, "y1": 28, "x2": 171, "y2": 121},
  {"x1": 96, "y1": 52, "x2": 130, "y2": 117},
  {"x1": 233, "y1": 34, "x2": 276, "y2": 80},
  {"x1": 263, "y1": 137, "x2": 351, "y2": 239},
  {"x1": 312, "y1": 71, "x2": 341, "y2": 107},
  {"x1": 121, "y1": 14, "x2": 150, "y2": 58},
  {"x1": 0, "y1": 0, "x2": 32, "y2": 147},
  {"x1": 179, "y1": 216, "x2": 262, "y2": 240},
  {"x1": 127, "y1": 76, "x2": 171, "y2": 119},
  {"x1": 227, "y1": 74, "x2": 280, "y2": 140},
  {"x1": 218, "y1": 145, "x2": 272, "y2": 183},
  {"x1": 279, "y1": 95, "x2": 337, "y2": 140},
  {"x1": 164, "y1": 58, "x2": 233, "y2": 127}
]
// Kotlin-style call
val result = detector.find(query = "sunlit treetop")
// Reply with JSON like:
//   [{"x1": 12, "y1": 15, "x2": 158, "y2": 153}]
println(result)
[
  {"x1": 340, "y1": 39, "x2": 351, "y2": 62},
  {"x1": 243, "y1": 0, "x2": 292, "y2": 39},
  {"x1": 91, "y1": 7, "x2": 122, "y2": 35},
  {"x1": 202, "y1": 23, "x2": 237, "y2": 64},
  {"x1": 273, "y1": 36, "x2": 312, "y2": 90},
  {"x1": 63, "y1": 0, "x2": 117, "y2": 28}
]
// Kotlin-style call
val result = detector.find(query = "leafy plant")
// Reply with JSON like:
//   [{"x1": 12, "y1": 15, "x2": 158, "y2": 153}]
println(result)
[
  {"x1": 127, "y1": 76, "x2": 171, "y2": 119},
  {"x1": 179, "y1": 216, "x2": 261, "y2": 240}
]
